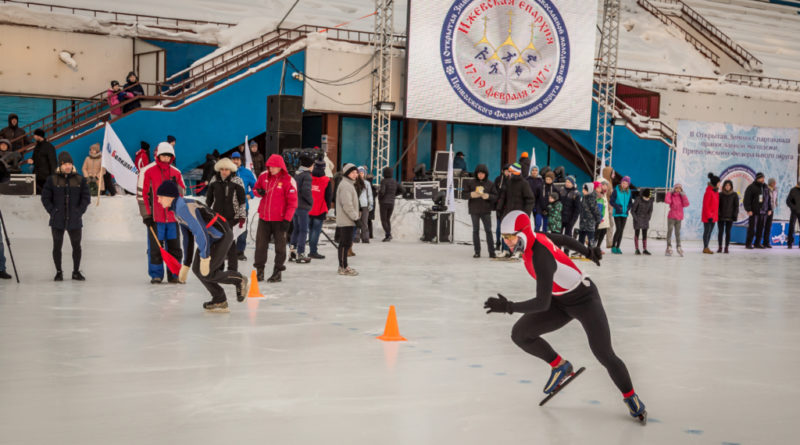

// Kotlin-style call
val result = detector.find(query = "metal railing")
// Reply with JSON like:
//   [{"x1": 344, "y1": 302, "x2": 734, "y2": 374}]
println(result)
[
  {"x1": 637, "y1": 0, "x2": 721, "y2": 66},
  {"x1": 0, "y1": 0, "x2": 234, "y2": 33},
  {"x1": 592, "y1": 84, "x2": 676, "y2": 147},
  {"x1": 724, "y1": 73, "x2": 800, "y2": 90}
]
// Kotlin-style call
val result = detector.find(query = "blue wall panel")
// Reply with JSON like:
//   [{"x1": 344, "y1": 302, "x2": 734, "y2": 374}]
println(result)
[
  {"x1": 340, "y1": 117, "x2": 400, "y2": 175},
  {"x1": 0, "y1": 96, "x2": 54, "y2": 129},
  {"x1": 415, "y1": 121, "x2": 432, "y2": 169},
  {"x1": 143, "y1": 40, "x2": 218, "y2": 78},
  {"x1": 448, "y1": 123, "x2": 503, "y2": 178}
]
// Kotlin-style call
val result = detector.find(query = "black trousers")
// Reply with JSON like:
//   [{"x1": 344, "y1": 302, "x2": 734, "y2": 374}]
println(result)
[
  {"x1": 380, "y1": 202, "x2": 394, "y2": 237},
  {"x1": 192, "y1": 230, "x2": 245, "y2": 303},
  {"x1": 717, "y1": 220, "x2": 733, "y2": 248},
  {"x1": 337, "y1": 226, "x2": 354, "y2": 268},
  {"x1": 612, "y1": 216, "x2": 627, "y2": 248},
  {"x1": 595, "y1": 228, "x2": 607, "y2": 248},
  {"x1": 561, "y1": 220, "x2": 576, "y2": 254},
  {"x1": 746, "y1": 214, "x2": 767, "y2": 247},
  {"x1": 254, "y1": 220, "x2": 287, "y2": 272},
  {"x1": 789, "y1": 212, "x2": 800, "y2": 246},
  {"x1": 470, "y1": 213, "x2": 495, "y2": 256},
  {"x1": 52, "y1": 227, "x2": 81, "y2": 272},
  {"x1": 762, "y1": 214, "x2": 773, "y2": 246},
  {"x1": 511, "y1": 281, "x2": 633, "y2": 394}
]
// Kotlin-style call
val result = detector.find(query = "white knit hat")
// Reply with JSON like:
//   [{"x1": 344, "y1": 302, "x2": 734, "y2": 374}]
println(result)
[{"x1": 155, "y1": 142, "x2": 175, "y2": 157}]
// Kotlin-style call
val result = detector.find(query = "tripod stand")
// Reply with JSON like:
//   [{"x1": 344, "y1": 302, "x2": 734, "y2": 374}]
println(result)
[{"x1": 0, "y1": 209, "x2": 20, "y2": 283}]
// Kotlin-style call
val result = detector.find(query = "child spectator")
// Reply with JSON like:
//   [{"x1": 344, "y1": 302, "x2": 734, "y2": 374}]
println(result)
[
  {"x1": 81, "y1": 143, "x2": 105, "y2": 196},
  {"x1": 106, "y1": 80, "x2": 132, "y2": 117},
  {"x1": 610, "y1": 176, "x2": 633, "y2": 254},
  {"x1": 664, "y1": 183, "x2": 690, "y2": 257},
  {"x1": 630, "y1": 188, "x2": 654, "y2": 255},
  {"x1": 577, "y1": 182, "x2": 601, "y2": 255},
  {"x1": 595, "y1": 179, "x2": 611, "y2": 251},
  {"x1": 547, "y1": 192, "x2": 563, "y2": 234},
  {"x1": 718, "y1": 179, "x2": 739, "y2": 253}
]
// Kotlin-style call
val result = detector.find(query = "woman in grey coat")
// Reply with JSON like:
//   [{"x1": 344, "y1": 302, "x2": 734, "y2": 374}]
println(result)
[{"x1": 336, "y1": 164, "x2": 361, "y2": 276}]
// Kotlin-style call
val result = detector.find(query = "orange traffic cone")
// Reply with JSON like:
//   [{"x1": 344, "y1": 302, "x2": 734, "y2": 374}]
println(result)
[
  {"x1": 247, "y1": 270, "x2": 265, "y2": 299},
  {"x1": 377, "y1": 305, "x2": 407, "y2": 341}
]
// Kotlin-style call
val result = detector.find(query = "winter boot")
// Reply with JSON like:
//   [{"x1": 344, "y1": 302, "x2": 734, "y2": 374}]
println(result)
[
  {"x1": 338, "y1": 267, "x2": 359, "y2": 276},
  {"x1": 624, "y1": 392, "x2": 646, "y2": 418},
  {"x1": 167, "y1": 276, "x2": 180, "y2": 283},
  {"x1": 54, "y1": 270, "x2": 63, "y2": 281},
  {"x1": 296, "y1": 254, "x2": 311, "y2": 264},
  {"x1": 150, "y1": 277, "x2": 162, "y2": 284},
  {"x1": 724, "y1": 245, "x2": 729, "y2": 254},
  {"x1": 383, "y1": 235, "x2": 392, "y2": 242},
  {"x1": 267, "y1": 269, "x2": 282, "y2": 283},
  {"x1": 717, "y1": 246, "x2": 723, "y2": 253},
  {"x1": 289, "y1": 247, "x2": 297, "y2": 261},
  {"x1": 348, "y1": 247, "x2": 356, "y2": 257},
  {"x1": 543, "y1": 360, "x2": 574, "y2": 394},
  {"x1": 703, "y1": 248, "x2": 714, "y2": 254},
  {"x1": 72, "y1": 271, "x2": 85, "y2": 281},
  {"x1": 237, "y1": 252, "x2": 247, "y2": 261},
  {"x1": 643, "y1": 250, "x2": 652, "y2": 255},
  {"x1": 236, "y1": 274, "x2": 248, "y2": 302},
  {"x1": 203, "y1": 300, "x2": 230, "y2": 313},
  {"x1": 309, "y1": 252, "x2": 325, "y2": 259},
  {"x1": 256, "y1": 268, "x2": 265, "y2": 282},
  {"x1": 0, "y1": 270, "x2": 11, "y2": 280},
  {"x1": 635, "y1": 249, "x2": 641, "y2": 255},
  {"x1": 473, "y1": 253, "x2": 480, "y2": 258}
]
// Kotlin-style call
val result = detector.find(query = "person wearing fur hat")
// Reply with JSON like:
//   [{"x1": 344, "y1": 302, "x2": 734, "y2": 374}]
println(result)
[
  {"x1": 559, "y1": 175, "x2": 581, "y2": 247},
  {"x1": 762, "y1": 178, "x2": 778, "y2": 248},
  {"x1": 609, "y1": 176, "x2": 633, "y2": 254},
  {"x1": 717, "y1": 179, "x2": 739, "y2": 253},
  {"x1": 743, "y1": 173, "x2": 771, "y2": 249},
  {"x1": 156, "y1": 181, "x2": 248, "y2": 313},
  {"x1": 41, "y1": 152, "x2": 90, "y2": 281},
  {"x1": 289, "y1": 154, "x2": 314, "y2": 263},
  {"x1": 122, "y1": 72, "x2": 144, "y2": 113},
  {"x1": 485, "y1": 211, "x2": 647, "y2": 422},
  {"x1": 135, "y1": 141, "x2": 150, "y2": 171},
  {"x1": 701, "y1": 173, "x2": 721, "y2": 254},
  {"x1": 336, "y1": 163, "x2": 361, "y2": 275},
  {"x1": 630, "y1": 189, "x2": 654, "y2": 255},
  {"x1": 664, "y1": 183, "x2": 689, "y2": 256},
  {"x1": 253, "y1": 154, "x2": 298, "y2": 282},
  {"x1": 81, "y1": 143, "x2": 105, "y2": 196},
  {"x1": 578, "y1": 182, "x2": 602, "y2": 250},
  {"x1": 31, "y1": 129, "x2": 57, "y2": 194},
  {"x1": 205, "y1": 157, "x2": 247, "y2": 272},
  {"x1": 230, "y1": 152, "x2": 256, "y2": 260},
  {"x1": 137, "y1": 142, "x2": 186, "y2": 283}
]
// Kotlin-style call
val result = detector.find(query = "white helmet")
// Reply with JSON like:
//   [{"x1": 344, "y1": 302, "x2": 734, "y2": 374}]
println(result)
[{"x1": 155, "y1": 142, "x2": 175, "y2": 158}]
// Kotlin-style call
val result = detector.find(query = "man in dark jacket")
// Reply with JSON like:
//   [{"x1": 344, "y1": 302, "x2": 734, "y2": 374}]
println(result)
[
  {"x1": 743, "y1": 172, "x2": 771, "y2": 249},
  {"x1": 250, "y1": 141, "x2": 265, "y2": 177},
  {"x1": 497, "y1": 163, "x2": 535, "y2": 224},
  {"x1": 122, "y1": 72, "x2": 145, "y2": 113},
  {"x1": 559, "y1": 175, "x2": 581, "y2": 239},
  {"x1": 197, "y1": 150, "x2": 219, "y2": 196},
  {"x1": 466, "y1": 164, "x2": 497, "y2": 258},
  {"x1": 787, "y1": 179, "x2": 800, "y2": 249},
  {"x1": 31, "y1": 129, "x2": 57, "y2": 194},
  {"x1": 527, "y1": 165, "x2": 544, "y2": 230},
  {"x1": 205, "y1": 157, "x2": 247, "y2": 272},
  {"x1": 519, "y1": 152, "x2": 531, "y2": 179},
  {"x1": 41, "y1": 152, "x2": 90, "y2": 281},
  {"x1": 290, "y1": 155, "x2": 314, "y2": 263},
  {"x1": 0, "y1": 114, "x2": 30, "y2": 151},
  {"x1": 377, "y1": 166, "x2": 403, "y2": 242},
  {"x1": 494, "y1": 164, "x2": 511, "y2": 250}
]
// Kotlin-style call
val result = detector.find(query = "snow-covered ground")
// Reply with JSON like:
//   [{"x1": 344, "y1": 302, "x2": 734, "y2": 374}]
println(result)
[{"x1": 1, "y1": 202, "x2": 799, "y2": 444}]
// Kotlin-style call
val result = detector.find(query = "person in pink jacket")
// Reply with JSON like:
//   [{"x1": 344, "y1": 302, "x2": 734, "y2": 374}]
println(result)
[
  {"x1": 664, "y1": 183, "x2": 690, "y2": 257},
  {"x1": 106, "y1": 81, "x2": 133, "y2": 117}
]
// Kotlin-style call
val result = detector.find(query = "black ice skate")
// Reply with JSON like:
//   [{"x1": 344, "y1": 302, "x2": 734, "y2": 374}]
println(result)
[
  {"x1": 539, "y1": 363, "x2": 586, "y2": 407},
  {"x1": 236, "y1": 274, "x2": 248, "y2": 302},
  {"x1": 203, "y1": 300, "x2": 230, "y2": 313}
]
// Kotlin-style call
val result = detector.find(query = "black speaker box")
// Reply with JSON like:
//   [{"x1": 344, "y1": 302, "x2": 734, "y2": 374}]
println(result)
[
  {"x1": 266, "y1": 132, "x2": 302, "y2": 156},
  {"x1": 267, "y1": 95, "x2": 302, "y2": 133}
]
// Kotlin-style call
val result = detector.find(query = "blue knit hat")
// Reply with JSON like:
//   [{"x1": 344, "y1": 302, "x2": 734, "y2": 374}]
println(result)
[
  {"x1": 231, "y1": 151, "x2": 241, "y2": 159},
  {"x1": 566, "y1": 175, "x2": 576, "y2": 186}
]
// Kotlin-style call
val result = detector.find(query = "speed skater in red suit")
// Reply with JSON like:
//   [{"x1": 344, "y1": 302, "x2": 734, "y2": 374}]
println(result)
[{"x1": 484, "y1": 210, "x2": 646, "y2": 420}]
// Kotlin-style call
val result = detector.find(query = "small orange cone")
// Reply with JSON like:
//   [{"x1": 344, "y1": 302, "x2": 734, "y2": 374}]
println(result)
[
  {"x1": 247, "y1": 270, "x2": 265, "y2": 299},
  {"x1": 377, "y1": 305, "x2": 407, "y2": 341}
]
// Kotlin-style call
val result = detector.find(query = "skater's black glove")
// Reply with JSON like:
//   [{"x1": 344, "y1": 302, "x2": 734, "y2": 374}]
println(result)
[
  {"x1": 586, "y1": 246, "x2": 602, "y2": 266},
  {"x1": 281, "y1": 220, "x2": 291, "y2": 232},
  {"x1": 142, "y1": 216, "x2": 154, "y2": 227},
  {"x1": 484, "y1": 293, "x2": 513, "y2": 314}
]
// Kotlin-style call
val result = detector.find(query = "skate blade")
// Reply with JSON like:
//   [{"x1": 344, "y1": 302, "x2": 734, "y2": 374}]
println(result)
[
  {"x1": 636, "y1": 410, "x2": 647, "y2": 425},
  {"x1": 539, "y1": 366, "x2": 586, "y2": 406},
  {"x1": 205, "y1": 307, "x2": 231, "y2": 313}
]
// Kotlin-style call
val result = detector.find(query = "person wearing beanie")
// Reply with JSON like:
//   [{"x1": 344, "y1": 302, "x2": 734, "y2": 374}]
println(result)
[
  {"x1": 135, "y1": 141, "x2": 151, "y2": 171},
  {"x1": 546, "y1": 191, "x2": 563, "y2": 234},
  {"x1": 30, "y1": 128, "x2": 57, "y2": 194},
  {"x1": 377, "y1": 166, "x2": 404, "y2": 242},
  {"x1": 497, "y1": 163, "x2": 535, "y2": 218},
  {"x1": 664, "y1": 183, "x2": 690, "y2": 256},
  {"x1": 249, "y1": 140, "x2": 265, "y2": 177},
  {"x1": 167, "y1": 135, "x2": 176, "y2": 146},
  {"x1": 718, "y1": 179, "x2": 739, "y2": 253},
  {"x1": 466, "y1": 164, "x2": 498, "y2": 258},
  {"x1": 453, "y1": 151, "x2": 467, "y2": 172},
  {"x1": 701, "y1": 173, "x2": 721, "y2": 254},
  {"x1": 787, "y1": 178, "x2": 800, "y2": 249},
  {"x1": 155, "y1": 182, "x2": 248, "y2": 313},
  {"x1": 494, "y1": 163, "x2": 512, "y2": 251},
  {"x1": 630, "y1": 188, "x2": 654, "y2": 255},
  {"x1": 354, "y1": 166, "x2": 374, "y2": 244},
  {"x1": 609, "y1": 175, "x2": 633, "y2": 254},
  {"x1": 252, "y1": 154, "x2": 297, "y2": 282},
  {"x1": 540, "y1": 171, "x2": 557, "y2": 231},
  {"x1": 578, "y1": 182, "x2": 602, "y2": 252},
  {"x1": 518, "y1": 153, "x2": 531, "y2": 179},
  {"x1": 336, "y1": 163, "x2": 361, "y2": 275},
  {"x1": 762, "y1": 178, "x2": 778, "y2": 248},
  {"x1": 205, "y1": 157, "x2": 247, "y2": 272},
  {"x1": 229, "y1": 151, "x2": 256, "y2": 260},
  {"x1": 308, "y1": 160, "x2": 334, "y2": 258},
  {"x1": 107, "y1": 80, "x2": 133, "y2": 117},
  {"x1": 743, "y1": 173, "x2": 770, "y2": 249},
  {"x1": 289, "y1": 154, "x2": 315, "y2": 263},
  {"x1": 122, "y1": 71, "x2": 144, "y2": 113},
  {"x1": 0, "y1": 113, "x2": 31, "y2": 151},
  {"x1": 81, "y1": 143, "x2": 105, "y2": 196},
  {"x1": 508, "y1": 163, "x2": 522, "y2": 175},
  {"x1": 41, "y1": 150, "x2": 90, "y2": 281},
  {"x1": 527, "y1": 165, "x2": 545, "y2": 230},
  {"x1": 137, "y1": 141, "x2": 186, "y2": 283}
]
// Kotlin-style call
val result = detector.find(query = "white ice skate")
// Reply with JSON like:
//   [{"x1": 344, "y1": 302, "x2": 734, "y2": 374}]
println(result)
[{"x1": 677, "y1": 247, "x2": 684, "y2": 257}]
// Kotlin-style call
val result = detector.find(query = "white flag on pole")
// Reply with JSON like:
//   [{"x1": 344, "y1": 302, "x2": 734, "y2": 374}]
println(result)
[
  {"x1": 101, "y1": 122, "x2": 138, "y2": 193},
  {"x1": 244, "y1": 135, "x2": 254, "y2": 172},
  {"x1": 446, "y1": 143, "x2": 455, "y2": 210},
  {"x1": 528, "y1": 147, "x2": 537, "y2": 175}
]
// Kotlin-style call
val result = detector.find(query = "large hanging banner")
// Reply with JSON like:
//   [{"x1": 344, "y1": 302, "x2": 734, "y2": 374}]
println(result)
[
  {"x1": 674, "y1": 120, "x2": 799, "y2": 239},
  {"x1": 406, "y1": 0, "x2": 597, "y2": 130}
]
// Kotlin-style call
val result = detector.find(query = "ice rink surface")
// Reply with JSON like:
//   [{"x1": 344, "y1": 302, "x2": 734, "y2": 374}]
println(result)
[{"x1": 1, "y1": 236, "x2": 798, "y2": 445}]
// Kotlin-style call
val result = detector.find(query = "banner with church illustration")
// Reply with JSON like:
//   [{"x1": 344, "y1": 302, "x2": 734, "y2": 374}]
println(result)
[
  {"x1": 674, "y1": 120, "x2": 799, "y2": 240},
  {"x1": 406, "y1": 0, "x2": 597, "y2": 130}
]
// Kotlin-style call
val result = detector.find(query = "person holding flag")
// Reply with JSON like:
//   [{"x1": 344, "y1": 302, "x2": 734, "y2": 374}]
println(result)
[{"x1": 154, "y1": 180, "x2": 248, "y2": 313}]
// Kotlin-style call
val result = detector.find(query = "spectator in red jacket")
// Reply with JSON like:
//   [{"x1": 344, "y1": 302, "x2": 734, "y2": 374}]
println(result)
[
  {"x1": 137, "y1": 142, "x2": 186, "y2": 283},
  {"x1": 701, "y1": 173, "x2": 720, "y2": 254},
  {"x1": 134, "y1": 141, "x2": 150, "y2": 171},
  {"x1": 252, "y1": 154, "x2": 298, "y2": 283}
]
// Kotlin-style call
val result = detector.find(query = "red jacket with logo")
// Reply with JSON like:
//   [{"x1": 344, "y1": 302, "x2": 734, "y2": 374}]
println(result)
[
  {"x1": 137, "y1": 159, "x2": 185, "y2": 223},
  {"x1": 254, "y1": 155, "x2": 298, "y2": 222}
]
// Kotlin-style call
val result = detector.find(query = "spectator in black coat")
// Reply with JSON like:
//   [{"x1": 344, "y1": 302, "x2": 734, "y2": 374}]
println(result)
[
  {"x1": 0, "y1": 114, "x2": 30, "y2": 151},
  {"x1": 377, "y1": 167, "x2": 403, "y2": 242},
  {"x1": 122, "y1": 72, "x2": 145, "y2": 113},
  {"x1": 0, "y1": 138, "x2": 23, "y2": 175},
  {"x1": 717, "y1": 180, "x2": 739, "y2": 253},
  {"x1": 41, "y1": 152, "x2": 90, "y2": 281},
  {"x1": 290, "y1": 155, "x2": 314, "y2": 262},
  {"x1": 497, "y1": 163, "x2": 535, "y2": 217},
  {"x1": 206, "y1": 157, "x2": 247, "y2": 272},
  {"x1": 559, "y1": 175, "x2": 581, "y2": 238},
  {"x1": 527, "y1": 165, "x2": 545, "y2": 230},
  {"x1": 31, "y1": 129, "x2": 57, "y2": 194},
  {"x1": 519, "y1": 152, "x2": 531, "y2": 178},
  {"x1": 493, "y1": 163, "x2": 511, "y2": 250},
  {"x1": 465, "y1": 164, "x2": 497, "y2": 258},
  {"x1": 198, "y1": 150, "x2": 219, "y2": 196},
  {"x1": 787, "y1": 179, "x2": 800, "y2": 249},
  {"x1": 743, "y1": 172, "x2": 771, "y2": 249},
  {"x1": 541, "y1": 171, "x2": 557, "y2": 231}
]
